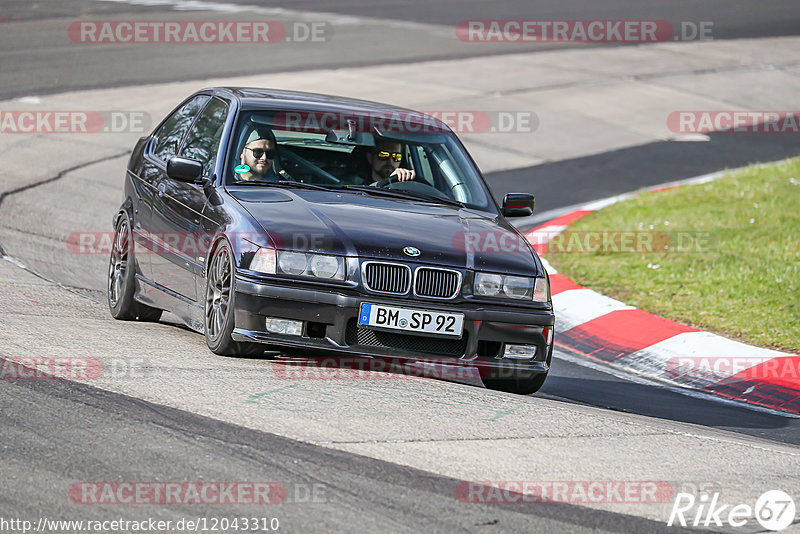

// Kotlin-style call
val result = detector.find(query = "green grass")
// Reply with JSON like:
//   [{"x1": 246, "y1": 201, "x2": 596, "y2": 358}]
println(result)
[{"x1": 547, "y1": 158, "x2": 800, "y2": 354}]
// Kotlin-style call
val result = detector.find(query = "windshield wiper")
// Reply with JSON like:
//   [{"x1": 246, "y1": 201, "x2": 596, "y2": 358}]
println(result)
[
  {"x1": 233, "y1": 180, "x2": 333, "y2": 191},
  {"x1": 338, "y1": 185, "x2": 465, "y2": 208}
]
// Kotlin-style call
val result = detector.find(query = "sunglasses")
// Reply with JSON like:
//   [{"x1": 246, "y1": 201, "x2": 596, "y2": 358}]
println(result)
[
  {"x1": 375, "y1": 150, "x2": 402, "y2": 162},
  {"x1": 245, "y1": 147, "x2": 277, "y2": 160}
]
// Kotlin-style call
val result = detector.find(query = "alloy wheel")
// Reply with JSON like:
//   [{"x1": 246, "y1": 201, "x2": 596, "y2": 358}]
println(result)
[
  {"x1": 108, "y1": 219, "x2": 129, "y2": 308},
  {"x1": 205, "y1": 246, "x2": 232, "y2": 341}
]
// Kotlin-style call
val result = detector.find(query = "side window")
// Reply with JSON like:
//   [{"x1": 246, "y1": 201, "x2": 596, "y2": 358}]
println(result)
[
  {"x1": 180, "y1": 98, "x2": 229, "y2": 177},
  {"x1": 153, "y1": 96, "x2": 210, "y2": 161},
  {"x1": 413, "y1": 145, "x2": 434, "y2": 186}
]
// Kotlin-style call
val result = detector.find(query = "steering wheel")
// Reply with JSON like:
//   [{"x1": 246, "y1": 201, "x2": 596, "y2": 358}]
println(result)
[
  {"x1": 376, "y1": 174, "x2": 455, "y2": 201},
  {"x1": 374, "y1": 174, "x2": 404, "y2": 188}
]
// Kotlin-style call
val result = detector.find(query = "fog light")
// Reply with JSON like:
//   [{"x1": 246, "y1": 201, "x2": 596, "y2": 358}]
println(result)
[
  {"x1": 265, "y1": 317, "x2": 303, "y2": 336},
  {"x1": 503, "y1": 344, "x2": 537, "y2": 359}
]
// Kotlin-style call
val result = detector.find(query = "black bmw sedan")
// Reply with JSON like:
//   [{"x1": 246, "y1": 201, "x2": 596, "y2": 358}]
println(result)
[{"x1": 108, "y1": 87, "x2": 554, "y2": 394}]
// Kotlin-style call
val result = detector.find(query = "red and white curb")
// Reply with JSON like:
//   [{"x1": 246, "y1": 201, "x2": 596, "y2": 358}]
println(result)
[{"x1": 524, "y1": 166, "x2": 800, "y2": 415}]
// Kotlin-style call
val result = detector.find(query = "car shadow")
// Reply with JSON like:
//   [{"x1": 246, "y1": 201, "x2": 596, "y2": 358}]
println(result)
[
  {"x1": 266, "y1": 352, "x2": 487, "y2": 386},
  {"x1": 167, "y1": 321, "x2": 800, "y2": 445}
]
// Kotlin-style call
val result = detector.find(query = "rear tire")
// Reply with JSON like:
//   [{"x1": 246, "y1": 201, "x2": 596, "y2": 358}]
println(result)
[
  {"x1": 107, "y1": 215, "x2": 163, "y2": 322},
  {"x1": 204, "y1": 240, "x2": 263, "y2": 357}
]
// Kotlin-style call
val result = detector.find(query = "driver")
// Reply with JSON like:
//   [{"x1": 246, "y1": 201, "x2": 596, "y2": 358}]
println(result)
[
  {"x1": 364, "y1": 140, "x2": 415, "y2": 185},
  {"x1": 235, "y1": 128, "x2": 286, "y2": 181}
]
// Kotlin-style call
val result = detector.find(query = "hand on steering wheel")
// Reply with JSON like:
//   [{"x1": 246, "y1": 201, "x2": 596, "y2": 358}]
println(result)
[{"x1": 375, "y1": 168, "x2": 416, "y2": 187}]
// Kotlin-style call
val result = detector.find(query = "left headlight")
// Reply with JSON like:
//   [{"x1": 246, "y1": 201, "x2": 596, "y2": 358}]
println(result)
[
  {"x1": 474, "y1": 272, "x2": 549, "y2": 302},
  {"x1": 250, "y1": 247, "x2": 345, "y2": 281}
]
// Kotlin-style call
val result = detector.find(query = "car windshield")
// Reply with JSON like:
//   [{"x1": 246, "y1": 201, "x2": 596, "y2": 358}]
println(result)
[{"x1": 225, "y1": 110, "x2": 495, "y2": 212}]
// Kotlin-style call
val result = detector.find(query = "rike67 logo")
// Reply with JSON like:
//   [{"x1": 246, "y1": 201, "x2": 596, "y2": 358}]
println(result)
[{"x1": 668, "y1": 490, "x2": 796, "y2": 531}]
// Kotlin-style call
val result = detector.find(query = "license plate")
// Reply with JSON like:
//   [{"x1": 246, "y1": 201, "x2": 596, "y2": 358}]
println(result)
[{"x1": 358, "y1": 303, "x2": 464, "y2": 338}]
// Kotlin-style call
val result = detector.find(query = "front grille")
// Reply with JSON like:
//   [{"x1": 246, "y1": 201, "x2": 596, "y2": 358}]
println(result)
[
  {"x1": 414, "y1": 267, "x2": 461, "y2": 299},
  {"x1": 346, "y1": 320, "x2": 468, "y2": 357},
  {"x1": 363, "y1": 262, "x2": 411, "y2": 295}
]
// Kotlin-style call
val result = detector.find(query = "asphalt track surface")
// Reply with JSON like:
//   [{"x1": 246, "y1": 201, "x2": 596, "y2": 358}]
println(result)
[
  {"x1": 2, "y1": 1, "x2": 800, "y2": 532},
  {"x1": 4, "y1": 0, "x2": 799, "y2": 33},
  {"x1": 485, "y1": 132, "x2": 800, "y2": 213},
  {"x1": 2, "y1": 364, "x2": 696, "y2": 534},
  {"x1": 2, "y1": 0, "x2": 800, "y2": 98}
]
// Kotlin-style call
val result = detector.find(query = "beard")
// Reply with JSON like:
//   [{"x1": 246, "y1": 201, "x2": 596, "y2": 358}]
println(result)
[
  {"x1": 378, "y1": 164, "x2": 395, "y2": 178},
  {"x1": 249, "y1": 160, "x2": 270, "y2": 176}
]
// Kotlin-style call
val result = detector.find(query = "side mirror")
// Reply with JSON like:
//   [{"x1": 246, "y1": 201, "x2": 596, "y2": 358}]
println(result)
[
  {"x1": 502, "y1": 193, "x2": 535, "y2": 217},
  {"x1": 167, "y1": 156, "x2": 204, "y2": 184}
]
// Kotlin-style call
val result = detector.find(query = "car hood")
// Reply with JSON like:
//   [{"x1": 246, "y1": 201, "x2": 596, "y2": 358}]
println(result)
[{"x1": 231, "y1": 189, "x2": 542, "y2": 276}]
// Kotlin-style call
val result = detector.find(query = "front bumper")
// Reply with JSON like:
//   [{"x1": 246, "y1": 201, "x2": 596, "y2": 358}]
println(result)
[{"x1": 232, "y1": 275, "x2": 555, "y2": 373}]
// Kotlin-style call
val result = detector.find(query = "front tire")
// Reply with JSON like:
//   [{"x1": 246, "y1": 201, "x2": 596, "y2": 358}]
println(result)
[
  {"x1": 483, "y1": 369, "x2": 548, "y2": 395},
  {"x1": 483, "y1": 344, "x2": 552, "y2": 395},
  {"x1": 108, "y1": 215, "x2": 162, "y2": 322},
  {"x1": 204, "y1": 240, "x2": 263, "y2": 357}
]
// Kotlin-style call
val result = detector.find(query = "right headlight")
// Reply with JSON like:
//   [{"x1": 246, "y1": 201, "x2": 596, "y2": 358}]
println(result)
[
  {"x1": 474, "y1": 272, "x2": 549, "y2": 302},
  {"x1": 250, "y1": 248, "x2": 345, "y2": 281}
]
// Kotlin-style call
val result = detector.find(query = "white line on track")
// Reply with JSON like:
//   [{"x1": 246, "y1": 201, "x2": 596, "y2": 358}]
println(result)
[{"x1": 1, "y1": 254, "x2": 28, "y2": 269}]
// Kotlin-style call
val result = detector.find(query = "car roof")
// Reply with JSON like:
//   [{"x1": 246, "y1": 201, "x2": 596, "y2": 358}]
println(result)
[{"x1": 205, "y1": 86, "x2": 452, "y2": 131}]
